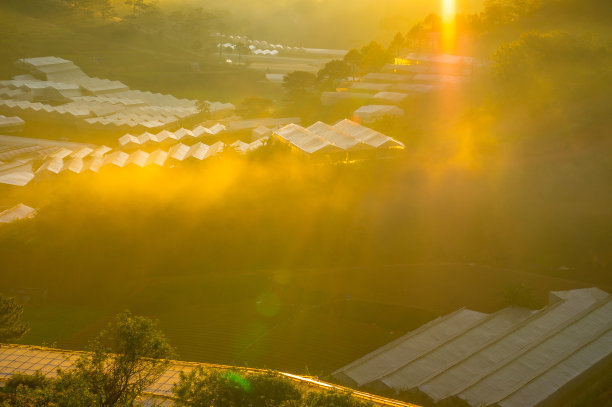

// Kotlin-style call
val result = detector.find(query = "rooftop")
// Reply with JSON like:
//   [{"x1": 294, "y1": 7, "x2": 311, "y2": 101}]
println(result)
[{"x1": 333, "y1": 288, "x2": 612, "y2": 407}]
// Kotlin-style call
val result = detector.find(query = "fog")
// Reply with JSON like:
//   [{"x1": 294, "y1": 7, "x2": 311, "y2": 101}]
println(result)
[{"x1": 156, "y1": 0, "x2": 483, "y2": 47}]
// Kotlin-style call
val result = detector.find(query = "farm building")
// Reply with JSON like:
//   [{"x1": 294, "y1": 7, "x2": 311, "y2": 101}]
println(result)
[
  {"x1": 321, "y1": 52, "x2": 478, "y2": 109},
  {"x1": 0, "y1": 203, "x2": 36, "y2": 223},
  {"x1": 0, "y1": 131, "x2": 269, "y2": 186},
  {"x1": 0, "y1": 57, "x2": 235, "y2": 134},
  {"x1": 273, "y1": 120, "x2": 404, "y2": 159},
  {"x1": 333, "y1": 287, "x2": 612, "y2": 407},
  {"x1": 373, "y1": 92, "x2": 411, "y2": 104},
  {"x1": 0, "y1": 115, "x2": 25, "y2": 133},
  {"x1": 332, "y1": 119, "x2": 404, "y2": 149},
  {"x1": 353, "y1": 105, "x2": 405, "y2": 124},
  {"x1": 0, "y1": 344, "x2": 420, "y2": 407},
  {"x1": 321, "y1": 91, "x2": 372, "y2": 106}
]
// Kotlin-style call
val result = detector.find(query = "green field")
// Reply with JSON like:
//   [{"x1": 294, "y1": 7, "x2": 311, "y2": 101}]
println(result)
[{"x1": 13, "y1": 258, "x2": 607, "y2": 378}]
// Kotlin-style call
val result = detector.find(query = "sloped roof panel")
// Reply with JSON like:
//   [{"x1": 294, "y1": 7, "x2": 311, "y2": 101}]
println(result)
[
  {"x1": 457, "y1": 298, "x2": 612, "y2": 407},
  {"x1": 307, "y1": 121, "x2": 371, "y2": 151},
  {"x1": 0, "y1": 162, "x2": 34, "y2": 186},
  {"x1": 0, "y1": 204, "x2": 36, "y2": 223},
  {"x1": 499, "y1": 329, "x2": 612, "y2": 407},
  {"x1": 379, "y1": 307, "x2": 534, "y2": 391},
  {"x1": 420, "y1": 289, "x2": 607, "y2": 402},
  {"x1": 333, "y1": 119, "x2": 404, "y2": 149},
  {"x1": 334, "y1": 309, "x2": 487, "y2": 387}
]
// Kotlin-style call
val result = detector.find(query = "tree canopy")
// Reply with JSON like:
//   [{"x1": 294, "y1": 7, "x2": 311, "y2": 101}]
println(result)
[
  {"x1": 3, "y1": 311, "x2": 174, "y2": 407},
  {"x1": 0, "y1": 294, "x2": 29, "y2": 343}
]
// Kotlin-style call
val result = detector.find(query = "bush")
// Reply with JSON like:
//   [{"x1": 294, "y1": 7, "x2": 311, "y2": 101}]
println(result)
[
  {"x1": 173, "y1": 367, "x2": 371, "y2": 407},
  {"x1": 297, "y1": 389, "x2": 373, "y2": 407},
  {"x1": 4, "y1": 372, "x2": 48, "y2": 393},
  {"x1": 173, "y1": 367, "x2": 301, "y2": 407}
]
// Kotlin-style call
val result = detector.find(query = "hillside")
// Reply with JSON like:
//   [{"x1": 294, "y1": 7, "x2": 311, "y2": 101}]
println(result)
[
  {"x1": 0, "y1": 3, "x2": 280, "y2": 103},
  {"x1": 0, "y1": 1, "x2": 611, "y2": 406}
]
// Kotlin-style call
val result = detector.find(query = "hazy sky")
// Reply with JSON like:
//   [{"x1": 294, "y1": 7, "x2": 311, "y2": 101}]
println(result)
[{"x1": 159, "y1": 0, "x2": 483, "y2": 48}]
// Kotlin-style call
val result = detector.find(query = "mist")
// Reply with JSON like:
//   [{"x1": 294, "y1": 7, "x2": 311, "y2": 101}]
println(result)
[{"x1": 156, "y1": 0, "x2": 484, "y2": 48}]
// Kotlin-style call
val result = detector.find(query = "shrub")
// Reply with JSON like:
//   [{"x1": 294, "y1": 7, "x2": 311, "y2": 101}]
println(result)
[
  {"x1": 173, "y1": 367, "x2": 301, "y2": 407},
  {"x1": 297, "y1": 389, "x2": 373, "y2": 407},
  {"x1": 5, "y1": 372, "x2": 48, "y2": 393}
]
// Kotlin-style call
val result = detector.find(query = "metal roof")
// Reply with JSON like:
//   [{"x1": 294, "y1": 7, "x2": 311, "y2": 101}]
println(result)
[
  {"x1": 333, "y1": 288, "x2": 611, "y2": 407},
  {"x1": 0, "y1": 203, "x2": 36, "y2": 223},
  {"x1": 333, "y1": 119, "x2": 405, "y2": 149}
]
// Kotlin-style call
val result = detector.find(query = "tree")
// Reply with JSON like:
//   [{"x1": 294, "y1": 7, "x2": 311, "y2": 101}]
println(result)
[
  {"x1": 99, "y1": 0, "x2": 114, "y2": 19},
  {"x1": 359, "y1": 41, "x2": 390, "y2": 73},
  {"x1": 283, "y1": 71, "x2": 318, "y2": 98},
  {"x1": 8, "y1": 311, "x2": 174, "y2": 407},
  {"x1": 0, "y1": 294, "x2": 29, "y2": 343},
  {"x1": 317, "y1": 60, "x2": 351, "y2": 91},
  {"x1": 404, "y1": 13, "x2": 443, "y2": 51},
  {"x1": 197, "y1": 100, "x2": 211, "y2": 120},
  {"x1": 235, "y1": 43, "x2": 251, "y2": 65},
  {"x1": 282, "y1": 71, "x2": 320, "y2": 116},
  {"x1": 76, "y1": 311, "x2": 174, "y2": 407},
  {"x1": 490, "y1": 31, "x2": 612, "y2": 111},
  {"x1": 89, "y1": 0, "x2": 114, "y2": 19},
  {"x1": 387, "y1": 32, "x2": 406, "y2": 57},
  {"x1": 481, "y1": 0, "x2": 540, "y2": 27},
  {"x1": 343, "y1": 49, "x2": 362, "y2": 78},
  {"x1": 424, "y1": 13, "x2": 442, "y2": 30},
  {"x1": 124, "y1": 0, "x2": 155, "y2": 19}
]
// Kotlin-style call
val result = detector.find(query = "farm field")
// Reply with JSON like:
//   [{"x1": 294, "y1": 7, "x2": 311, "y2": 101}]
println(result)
[{"x1": 13, "y1": 259, "x2": 606, "y2": 377}]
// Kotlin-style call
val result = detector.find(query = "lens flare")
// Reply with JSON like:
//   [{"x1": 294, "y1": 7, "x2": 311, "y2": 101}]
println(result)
[
  {"x1": 441, "y1": 0, "x2": 457, "y2": 52},
  {"x1": 442, "y1": 0, "x2": 456, "y2": 22}
]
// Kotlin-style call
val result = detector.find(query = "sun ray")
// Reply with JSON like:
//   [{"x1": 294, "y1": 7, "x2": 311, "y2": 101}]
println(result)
[{"x1": 442, "y1": 0, "x2": 456, "y2": 22}]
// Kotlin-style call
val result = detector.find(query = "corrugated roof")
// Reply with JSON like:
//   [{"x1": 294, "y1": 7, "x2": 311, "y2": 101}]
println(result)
[
  {"x1": 333, "y1": 119, "x2": 405, "y2": 149},
  {"x1": 275, "y1": 121, "x2": 404, "y2": 155},
  {"x1": 0, "y1": 203, "x2": 36, "y2": 223},
  {"x1": 334, "y1": 288, "x2": 611, "y2": 407},
  {"x1": 275, "y1": 124, "x2": 341, "y2": 155},
  {"x1": 307, "y1": 121, "x2": 372, "y2": 151}
]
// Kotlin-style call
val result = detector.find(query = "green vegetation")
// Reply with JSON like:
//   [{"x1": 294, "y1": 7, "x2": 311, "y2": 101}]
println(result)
[
  {"x1": 2, "y1": 312, "x2": 174, "y2": 407},
  {"x1": 298, "y1": 389, "x2": 373, "y2": 407},
  {"x1": 1, "y1": 152, "x2": 607, "y2": 374},
  {"x1": 0, "y1": 295, "x2": 29, "y2": 343},
  {"x1": 0, "y1": 311, "x2": 372, "y2": 407},
  {"x1": 173, "y1": 368, "x2": 302, "y2": 407},
  {"x1": 173, "y1": 367, "x2": 372, "y2": 407}
]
